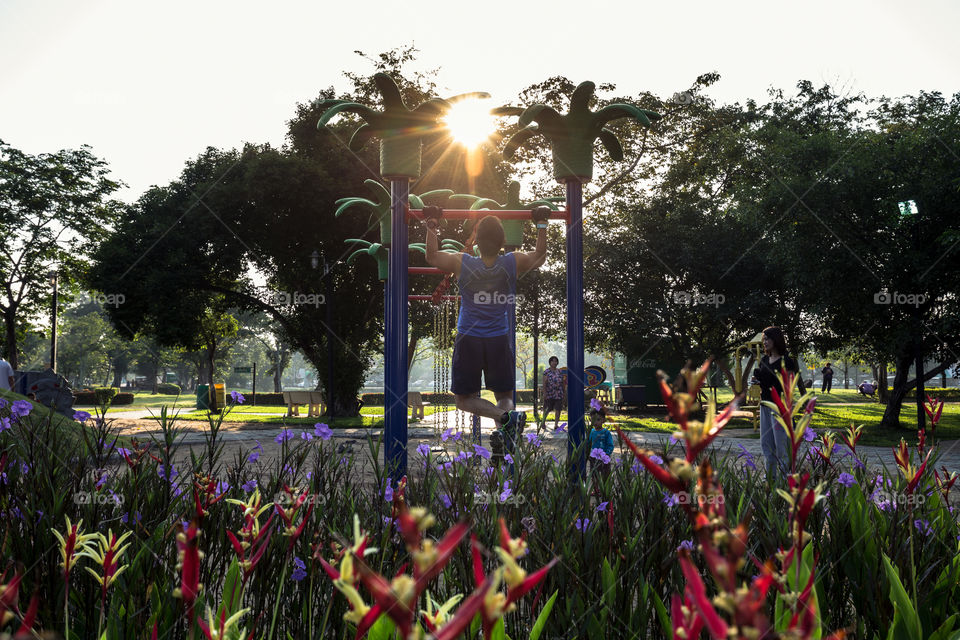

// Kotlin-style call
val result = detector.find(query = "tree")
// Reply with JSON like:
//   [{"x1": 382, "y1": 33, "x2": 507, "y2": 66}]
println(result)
[{"x1": 0, "y1": 140, "x2": 121, "y2": 367}]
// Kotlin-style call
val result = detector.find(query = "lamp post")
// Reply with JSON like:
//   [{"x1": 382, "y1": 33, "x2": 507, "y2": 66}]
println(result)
[
  {"x1": 48, "y1": 270, "x2": 58, "y2": 372},
  {"x1": 311, "y1": 251, "x2": 336, "y2": 416},
  {"x1": 899, "y1": 199, "x2": 925, "y2": 432}
]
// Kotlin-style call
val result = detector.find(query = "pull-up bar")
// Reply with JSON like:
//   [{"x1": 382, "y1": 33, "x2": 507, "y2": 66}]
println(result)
[
  {"x1": 408, "y1": 266, "x2": 450, "y2": 276},
  {"x1": 406, "y1": 209, "x2": 568, "y2": 222}
]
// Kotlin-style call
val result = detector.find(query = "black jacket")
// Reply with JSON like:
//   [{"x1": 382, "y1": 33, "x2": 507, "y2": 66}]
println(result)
[{"x1": 757, "y1": 354, "x2": 806, "y2": 402}]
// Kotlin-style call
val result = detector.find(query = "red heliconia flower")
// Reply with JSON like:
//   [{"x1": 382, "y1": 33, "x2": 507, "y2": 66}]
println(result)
[
  {"x1": 840, "y1": 424, "x2": 863, "y2": 454},
  {"x1": 16, "y1": 592, "x2": 40, "y2": 636},
  {"x1": 893, "y1": 439, "x2": 932, "y2": 494},
  {"x1": 275, "y1": 486, "x2": 315, "y2": 550},
  {"x1": 924, "y1": 395, "x2": 944, "y2": 429},
  {"x1": 935, "y1": 467, "x2": 958, "y2": 505},
  {"x1": 0, "y1": 568, "x2": 23, "y2": 628},
  {"x1": 173, "y1": 520, "x2": 202, "y2": 623},
  {"x1": 678, "y1": 550, "x2": 728, "y2": 639},
  {"x1": 616, "y1": 427, "x2": 688, "y2": 495},
  {"x1": 353, "y1": 558, "x2": 418, "y2": 639},
  {"x1": 431, "y1": 577, "x2": 495, "y2": 640},
  {"x1": 671, "y1": 592, "x2": 705, "y2": 640},
  {"x1": 731, "y1": 561, "x2": 776, "y2": 632},
  {"x1": 193, "y1": 475, "x2": 228, "y2": 520}
]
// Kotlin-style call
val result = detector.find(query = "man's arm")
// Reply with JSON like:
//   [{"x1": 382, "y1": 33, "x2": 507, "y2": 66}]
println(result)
[
  {"x1": 424, "y1": 221, "x2": 462, "y2": 277},
  {"x1": 514, "y1": 224, "x2": 547, "y2": 273}
]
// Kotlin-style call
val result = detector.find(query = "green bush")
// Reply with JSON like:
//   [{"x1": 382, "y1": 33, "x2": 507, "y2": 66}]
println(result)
[
  {"x1": 157, "y1": 382, "x2": 181, "y2": 395},
  {"x1": 73, "y1": 389, "x2": 134, "y2": 406},
  {"x1": 896, "y1": 386, "x2": 960, "y2": 400},
  {"x1": 93, "y1": 387, "x2": 118, "y2": 405}
]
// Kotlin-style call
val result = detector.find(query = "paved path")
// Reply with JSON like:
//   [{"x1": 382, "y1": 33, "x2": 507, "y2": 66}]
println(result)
[{"x1": 110, "y1": 409, "x2": 960, "y2": 474}]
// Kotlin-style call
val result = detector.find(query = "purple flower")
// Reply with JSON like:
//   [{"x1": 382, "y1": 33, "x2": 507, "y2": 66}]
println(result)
[
  {"x1": 301, "y1": 430, "x2": 313, "y2": 441},
  {"x1": 648, "y1": 454, "x2": 664, "y2": 465},
  {"x1": 663, "y1": 491, "x2": 679, "y2": 507},
  {"x1": 440, "y1": 493, "x2": 452, "y2": 509},
  {"x1": 275, "y1": 429, "x2": 294, "y2": 444},
  {"x1": 631, "y1": 461, "x2": 642, "y2": 475},
  {"x1": 157, "y1": 465, "x2": 177, "y2": 481},
  {"x1": 0, "y1": 399, "x2": 7, "y2": 409},
  {"x1": 417, "y1": 443, "x2": 431, "y2": 457},
  {"x1": 504, "y1": 453, "x2": 514, "y2": 464},
  {"x1": 525, "y1": 433, "x2": 542, "y2": 447},
  {"x1": 95, "y1": 473, "x2": 107, "y2": 490},
  {"x1": 736, "y1": 444, "x2": 757, "y2": 470},
  {"x1": 575, "y1": 518, "x2": 590, "y2": 532},
  {"x1": 242, "y1": 479, "x2": 257, "y2": 492},
  {"x1": 914, "y1": 519, "x2": 933, "y2": 537},
  {"x1": 230, "y1": 391, "x2": 245, "y2": 404},
  {"x1": 589, "y1": 448, "x2": 610, "y2": 464},
  {"x1": 216, "y1": 480, "x2": 230, "y2": 494},
  {"x1": 802, "y1": 428, "x2": 816, "y2": 443},
  {"x1": 10, "y1": 400, "x2": 32, "y2": 418},
  {"x1": 853, "y1": 457, "x2": 865, "y2": 470},
  {"x1": 474, "y1": 444, "x2": 492, "y2": 460},
  {"x1": 590, "y1": 398, "x2": 603, "y2": 411},
  {"x1": 248, "y1": 450, "x2": 261, "y2": 463},
  {"x1": 0, "y1": 416, "x2": 10, "y2": 433},
  {"x1": 384, "y1": 484, "x2": 393, "y2": 502},
  {"x1": 314, "y1": 423, "x2": 332, "y2": 440},
  {"x1": 677, "y1": 539, "x2": 695, "y2": 552},
  {"x1": 482, "y1": 467, "x2": 495, "y2": 478},
  {"x1": 555, "y1": 422, "x2": 567, "y2": 433},
  {"x1": 837, "y1": 473, "x2": 856, "y2": 487},
  {"x1": 291, "y1": 556, "x2": 307, "y2": 581},
  {"x1": 499, "y1": 481, "x2": 512, "y2": 503},
  {"x1": 21, "y1": 462, "x2": 29, "y2": 475},
  {"x1": 73, "y1": 410, "x2": 92, "y2": 422},
  {"x1": 596, "y1": 501, "x2": 609, "y2": 512},
  {"x1": 441, "y1": 428, "x2": 454, "y2": 442}
]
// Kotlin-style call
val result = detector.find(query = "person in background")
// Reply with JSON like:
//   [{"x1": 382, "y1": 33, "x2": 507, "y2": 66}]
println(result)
[
  {"x1": 540, "y1": 356, "x2": 565, "y2": 432},
  {"x1": 821, "y1": 362, "x2": 834, "y2": 393},
  {"x1": 857, "y1": 380, "x2": 877, "y2": 398},
  {"x1": 0, "y1": 356, "x2": 14, "y2": 392},
  {"x1": 588, "y1": 404, "x2": 614, "y2": 477},
  {"x1": 752, "y1": 326, "x2": 807, "y2": 481}
]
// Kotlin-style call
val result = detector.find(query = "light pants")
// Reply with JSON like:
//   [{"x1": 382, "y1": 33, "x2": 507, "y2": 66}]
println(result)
[{"x1": 759, "y1": 405, "x2": 789, "y2": 480}]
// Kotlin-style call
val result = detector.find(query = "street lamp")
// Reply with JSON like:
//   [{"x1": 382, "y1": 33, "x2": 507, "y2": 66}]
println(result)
[
  {"x1": 311, "y1": 250, "x2": 334, "y2": 415},
  {"x1": 48, "y1": 270, "x2": 58, "y2": 372}
]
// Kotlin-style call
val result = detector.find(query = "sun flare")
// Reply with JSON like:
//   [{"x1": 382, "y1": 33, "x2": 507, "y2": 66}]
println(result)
[{"x1": 443, "y1": 99, "x2": 497, "y2": 148}]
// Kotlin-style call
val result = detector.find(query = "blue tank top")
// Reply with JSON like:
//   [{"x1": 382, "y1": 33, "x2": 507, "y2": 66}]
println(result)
[{"x1": 457, "y1": 253, "x2": 517, "y2": 337}]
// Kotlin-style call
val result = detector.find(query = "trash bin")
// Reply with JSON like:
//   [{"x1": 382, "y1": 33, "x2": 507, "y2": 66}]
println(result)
[
  {"x1": 196, "y1": 384, "x2": 210, "y2": 410},
  {"x1": 213, "y1": 383, "x2": 226, "y2": 408}
]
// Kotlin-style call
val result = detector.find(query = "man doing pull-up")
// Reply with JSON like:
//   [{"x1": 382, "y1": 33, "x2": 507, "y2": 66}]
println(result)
[{"x1": 424, "y1": 207, "x2": 549, "y2": 455}]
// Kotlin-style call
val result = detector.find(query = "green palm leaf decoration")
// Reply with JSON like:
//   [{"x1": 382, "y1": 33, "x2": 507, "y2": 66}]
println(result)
[
  {"x1": 450, "y1": 181, "x2": 562, "y2": 247},
  {"x1": 502, "y1": 81, "x2": 661, "y2": 182},
  {"x1": 346, "y1": 239, "x2": 458, "y2": 281},
  {"x1": 336, "y1": 180, "x2": 454, "y2": 245},
  {"x1": 318, "y1": 73, "x2": 489, "y2": 179}
]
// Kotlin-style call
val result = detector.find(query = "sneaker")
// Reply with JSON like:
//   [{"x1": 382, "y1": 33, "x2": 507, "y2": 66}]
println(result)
[{"x1": 490, "y1": 430, "x2": 504, "y2": 464}]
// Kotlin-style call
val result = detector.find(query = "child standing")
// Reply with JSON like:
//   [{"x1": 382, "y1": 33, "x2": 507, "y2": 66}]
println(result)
[{"x1": 588, "y1": 403, "x2": 614, "y2": 477}]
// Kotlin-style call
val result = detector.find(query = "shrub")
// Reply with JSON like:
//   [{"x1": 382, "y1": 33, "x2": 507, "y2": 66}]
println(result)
[{"x1": 157, "y1": 382, "x2": 181, "y2": 395}]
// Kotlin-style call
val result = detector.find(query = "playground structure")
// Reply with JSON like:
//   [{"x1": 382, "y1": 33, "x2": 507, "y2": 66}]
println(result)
[{"x1": 319, "y1": 73, "x2": 660, "y2": 480}]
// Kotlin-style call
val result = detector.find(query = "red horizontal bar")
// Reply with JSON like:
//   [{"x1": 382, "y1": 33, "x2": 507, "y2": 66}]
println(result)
[
  {"x1": 407, "y1": 209, "x2": 568, "y2": 222},
  {"x1": 408, "y1": 295, "x2": 461, "y2": 301},
  {"x1": 408, "y1": 267, "x2": 450, "y2": 275}
]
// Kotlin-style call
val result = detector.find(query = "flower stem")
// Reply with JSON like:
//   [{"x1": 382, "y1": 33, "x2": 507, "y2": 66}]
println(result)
[{"x1": 269, "y1": 562, "x2": 289, "y2": 638}]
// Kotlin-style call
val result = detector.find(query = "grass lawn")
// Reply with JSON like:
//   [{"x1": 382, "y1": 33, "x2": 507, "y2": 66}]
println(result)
[
  {"x1": 172, "y1": 407, "x2": 446, "y2": 428},
  {"x1": 71, "y1": 391, "x2": 196, "y2": 412}
]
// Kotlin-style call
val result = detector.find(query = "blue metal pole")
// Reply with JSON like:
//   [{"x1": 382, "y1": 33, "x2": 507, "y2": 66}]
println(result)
[
  {"x1": 565, "y1": 180, "x2": 586, "y2": 477},
  {"x1": 385, "y1": 178, "x2": 410, "y2": 482}
]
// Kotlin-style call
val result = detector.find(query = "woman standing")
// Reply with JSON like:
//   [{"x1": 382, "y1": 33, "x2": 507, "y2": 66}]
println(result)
[
  {"x1": 753, "y1": 326, "x2": 807, "y2": 480},
  {"x1": 540, "y1": 356, "x2": 565, "y2": 432}
]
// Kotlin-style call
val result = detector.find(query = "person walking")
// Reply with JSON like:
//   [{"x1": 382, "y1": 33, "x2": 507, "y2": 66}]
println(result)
[
  {"x1": 0, "y1": 356, "x2": 14, "y2": 392},
  {"x1": 821, "y1": 362, "x2": 834, "y2": 394},
  {"x1": 752, "y1": 326, "x2": 807, "y2": 481},
  {"x1": 540, "y1": 356, "x2": 565, "y2": 432},
  {"x1": 425, "y1": 208, "x2": 549, "y2": 461}
]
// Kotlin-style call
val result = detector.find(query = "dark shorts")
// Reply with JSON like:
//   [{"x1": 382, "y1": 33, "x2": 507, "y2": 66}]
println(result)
[
  {"x1": 544, "y1": 397, "x2": 564, "y2": 413},
  {"x1": 451, "y1": 333, "x2": 514, "y2": 395}
]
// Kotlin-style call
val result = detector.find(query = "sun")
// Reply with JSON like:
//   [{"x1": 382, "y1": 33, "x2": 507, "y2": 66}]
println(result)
[{"x1": 443, "y1": 99, "x2": 497, "y2": 148}]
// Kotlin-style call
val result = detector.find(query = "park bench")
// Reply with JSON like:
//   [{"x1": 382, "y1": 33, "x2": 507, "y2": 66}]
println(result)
[
  {"x1": 282, "y1": 390, "x2": 326, "y2": 417},
  {"x1": 408, "y1": 392, "x2": 431, "y2": 421}
]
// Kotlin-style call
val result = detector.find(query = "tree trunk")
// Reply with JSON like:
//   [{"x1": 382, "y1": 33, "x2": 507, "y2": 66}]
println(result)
[
  {"x1": 3, "y1": 306, "x2": 18, "y2": 370},
  {"x1": 273, "y1": 358, "x2": 282, "y2": 392},
  {"x1": 407, "y1": 335, "x2": 419, "y2": 375},
  {"x1": 941, "y1": 368, "x2": 947, "y2": 388},
  {"x1": 878, "y1": 363, "x2": 888, "y2": 403},
  {"x1": 842, "y1": 359, "x2": 849, "y2": 389},
  {"x1": 880, "y1": 353, "x2": 913, "y2": 430},
  {"x1": 112, "y1": 369, "x2": 122, "y2": 388}
]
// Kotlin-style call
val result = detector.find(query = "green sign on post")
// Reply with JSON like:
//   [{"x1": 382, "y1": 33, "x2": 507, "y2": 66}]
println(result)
[
  {"x1": 898, "y1": 200, "x2": 918, "y2": 216},
  {"x1": 234, "y1": 366, "x2": 252, "y2": 374}
]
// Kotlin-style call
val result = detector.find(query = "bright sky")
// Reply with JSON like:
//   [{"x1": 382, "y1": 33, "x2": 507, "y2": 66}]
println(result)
[{"x1": 2, "y1": 0, "x2": 958, "y2": 202}]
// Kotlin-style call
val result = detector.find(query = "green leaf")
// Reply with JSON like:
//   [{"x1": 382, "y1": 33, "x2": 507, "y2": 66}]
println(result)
[
  {"x1": 883, "y1": 553, "x2": 922, "y2": 640},
  {"x1": 651, "y1": 590, "x2": 671, "y2": 639},
  {"x1": 529, "y1": 590, "x2": 558, "y2": 640},
  {"x1": 602, "y1": 557, "x2": 617, "y2": 612},
  {"x1": 490, "y1": 617, "x2": 507, "y2": 640},
  {"x1": 220, "y1": 558, "x2": 242, "y2": 618},
  {"x1": 368, "y1": 614, "x2": 397, "y2": 640},
  {"x1": 928, "y1": 614, "x2": 958, "y2": 640}
]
